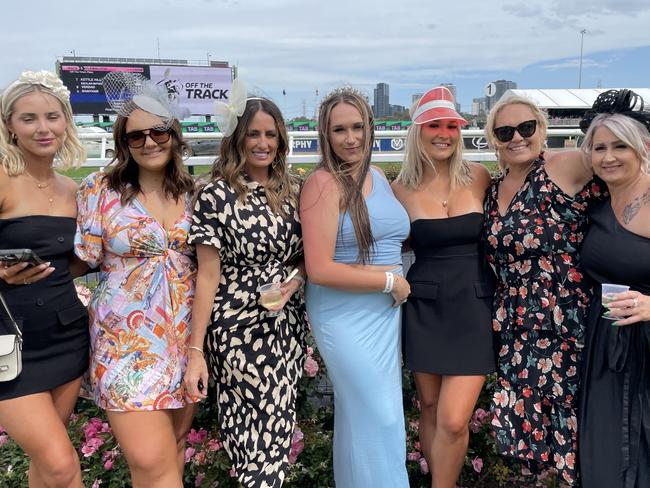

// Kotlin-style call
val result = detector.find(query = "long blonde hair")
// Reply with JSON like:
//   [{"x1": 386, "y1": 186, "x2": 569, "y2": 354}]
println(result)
[
  {"x1": 397, "y1": 121, "x2": 472, "y2": 190},
  {"x1": 317, "y1": 87, "x2": 375, "y2": 263},
  {"x1": 0, "y1": 72, "x2": 85, "y2": 175}
]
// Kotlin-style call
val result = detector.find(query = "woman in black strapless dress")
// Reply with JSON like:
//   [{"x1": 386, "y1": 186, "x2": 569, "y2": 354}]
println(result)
[
  {"x1": 578, "y1": 91, "x2": 650, "y2": 488},
  {"x1": 0, "y1": 71, "x2": 88, "y2": 487},
  {"x1": 392, "y1": 86, "x2": 495, "y2": 488}
]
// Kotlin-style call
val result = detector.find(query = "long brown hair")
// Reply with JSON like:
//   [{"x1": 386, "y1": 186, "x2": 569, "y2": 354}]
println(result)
[
  {"x1": 104, "y1": 115, "x2": 194, "y2": 205},
  {"x1": 209, "y1": 98, "x2": 297, "y2": 215},
  {"x1": 317, "y1": 87, "x2": 374, "y2": 263}
]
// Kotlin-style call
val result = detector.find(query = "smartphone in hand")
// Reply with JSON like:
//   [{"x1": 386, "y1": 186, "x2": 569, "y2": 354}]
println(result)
[{"x1": 0, "y1": 249, "x2": 45, "y2": 267}]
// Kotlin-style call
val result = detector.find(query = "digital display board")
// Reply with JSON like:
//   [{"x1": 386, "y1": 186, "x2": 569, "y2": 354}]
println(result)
[{"x1": 59, "y1": 62, "x2": 233, "y2": 115}]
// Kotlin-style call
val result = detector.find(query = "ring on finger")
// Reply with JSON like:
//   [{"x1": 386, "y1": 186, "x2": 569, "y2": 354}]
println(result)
[
  {"x1": 632, "y1": 297, "x2": 639, "y2": 308},
  {"x1": 23, "y1": 278, "x2": 29, "y2": 285}
]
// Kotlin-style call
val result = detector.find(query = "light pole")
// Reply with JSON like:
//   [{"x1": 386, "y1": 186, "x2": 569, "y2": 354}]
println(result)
[
  {"x1": 70, "y1": 49, "x2": 76, "y2": 61},
  {"x1": 578, "y1": 29, "x2": 587, "y2": 88},
  {"x1": 206, "y1": 52, "x2": 211, "y2": 66}
]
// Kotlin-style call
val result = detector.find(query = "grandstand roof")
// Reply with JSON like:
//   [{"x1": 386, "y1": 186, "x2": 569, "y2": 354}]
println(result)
[{"x1": 502, "y1": 88, "x2": 650, "y2": 110}]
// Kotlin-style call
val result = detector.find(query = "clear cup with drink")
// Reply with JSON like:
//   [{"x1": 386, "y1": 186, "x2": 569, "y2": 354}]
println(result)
[
  {"x1": 259, "y1": 282, "x2": 283, "y2": 317},
  {"x1": 601, "y1": 283, "x2": 630, "y2": 322}
]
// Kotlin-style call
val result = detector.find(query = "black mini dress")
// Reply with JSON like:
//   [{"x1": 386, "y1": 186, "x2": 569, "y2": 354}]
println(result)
[
  {"x1": 0, "y1": 216, "x2": 89, "y2": 400},
  {"x1": 402, "y1": 212, "x2": 496, "y2": 375}
]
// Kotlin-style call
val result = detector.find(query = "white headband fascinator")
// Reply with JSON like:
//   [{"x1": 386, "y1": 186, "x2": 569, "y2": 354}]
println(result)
[
  {"x1": 213, "y1": 77, "x2": 247, "y2": 137},
  {"x1": 3, "y1": 71, "x2": 70, "y2": 101},
  {"x1": 102, "y1": 71, "x2": 190, "y2": 129}
]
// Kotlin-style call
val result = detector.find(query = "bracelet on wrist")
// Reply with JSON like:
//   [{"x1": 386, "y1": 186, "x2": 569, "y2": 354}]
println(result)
[
  {"x1": 291, "y1": 274, "x2": 305, "y2": 287},
  {"x1": 382, "y1": 272, "x2": 394, "y2": 293},
  {"x1": 188, "y1": 346, "x2": 204, "y2": 355}
]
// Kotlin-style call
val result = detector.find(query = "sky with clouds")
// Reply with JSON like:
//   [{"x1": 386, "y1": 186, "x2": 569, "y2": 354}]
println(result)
[{"x1": 2, "y1": 0, "x2": 649, "y2": 118}]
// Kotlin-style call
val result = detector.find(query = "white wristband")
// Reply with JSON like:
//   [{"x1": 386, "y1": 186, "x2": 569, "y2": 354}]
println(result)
[
  {"x1": 292, "y1": 275, "x2": 305, "y2": 287},
  {"x1": 383, "y1": 272, "x2": 394, "y2": 293}
]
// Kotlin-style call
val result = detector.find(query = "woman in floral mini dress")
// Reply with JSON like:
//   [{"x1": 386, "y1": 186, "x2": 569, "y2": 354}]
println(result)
[
  {"x1": 75, "y1": 73, "x2": 197, "y2": 488},
  {"x1": 483, "y1": 95, "x2": 604, "y2": 485}
]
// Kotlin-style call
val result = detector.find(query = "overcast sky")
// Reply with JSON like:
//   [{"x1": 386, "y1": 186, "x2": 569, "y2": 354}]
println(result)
[{"x1": 3, "y1": 0, "x2": 650, "y2": 118}]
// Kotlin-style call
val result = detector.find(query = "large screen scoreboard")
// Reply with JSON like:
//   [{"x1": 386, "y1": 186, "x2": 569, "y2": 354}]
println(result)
[{"x1": 58, "y1": 62, "x2": 233, "y2": 115}]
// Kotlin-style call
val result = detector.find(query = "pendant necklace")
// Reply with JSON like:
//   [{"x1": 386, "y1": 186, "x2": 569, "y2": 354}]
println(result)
[{"x1": 24, "y1": 170, "x2": 55, "y2": 205}]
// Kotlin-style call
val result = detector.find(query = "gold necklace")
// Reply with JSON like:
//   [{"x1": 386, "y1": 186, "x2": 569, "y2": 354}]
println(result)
[
  {"x1": 24, "y1": 170, "x2": 54, "y2": 189},
  {"x1": 24, "y1": 170, "x2": 55, "y2": 205}
]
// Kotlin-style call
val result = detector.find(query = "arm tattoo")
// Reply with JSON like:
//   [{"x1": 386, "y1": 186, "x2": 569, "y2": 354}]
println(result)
[{"x1": 622, "y1": 189, "x2": 650, "y2": 224}]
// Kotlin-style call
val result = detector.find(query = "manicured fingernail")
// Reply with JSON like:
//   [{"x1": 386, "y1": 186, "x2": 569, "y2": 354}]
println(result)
[
  {"x1": 603, "y1": 311, "x2": 611, "y2": 317},
  {"x1": 612, "y1": 321, "x2": 619, "y2": 326},
  {"x1": 20, "y1": 262, "x2": 29, "y2": 268},
  {"x1": 602, "y1": 303, "x2": 610, "y2": 309}
]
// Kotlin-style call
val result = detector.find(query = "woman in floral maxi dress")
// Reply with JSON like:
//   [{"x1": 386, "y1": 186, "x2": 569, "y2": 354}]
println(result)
[{"x1": 482, "y1": 96, "x2": 604, "y2": 485}]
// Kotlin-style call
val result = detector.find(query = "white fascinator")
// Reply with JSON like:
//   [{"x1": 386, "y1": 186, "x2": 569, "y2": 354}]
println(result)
[
  {"x1": 102, "y1": 71, "x2": 190, "y2": 128},
  {"x1": 213, "y1": 77, "x2": 247, "y2": 137}
]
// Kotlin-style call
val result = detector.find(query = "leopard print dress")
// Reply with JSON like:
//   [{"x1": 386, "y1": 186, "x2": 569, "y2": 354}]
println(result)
[{"x1": 189, "y1": 176, "x2": 307, "y2": 488}]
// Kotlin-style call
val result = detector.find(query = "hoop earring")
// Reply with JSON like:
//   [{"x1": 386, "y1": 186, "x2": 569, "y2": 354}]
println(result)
[{"x1": 10, "y1": 133, "x2": 17, "y2": 144}]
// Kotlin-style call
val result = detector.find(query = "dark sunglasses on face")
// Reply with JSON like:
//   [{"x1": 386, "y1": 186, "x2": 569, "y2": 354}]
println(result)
[
  {"x1": 124, "y1": 127, "x2": 172, "y2": 148},
  {"x1": 493, "y1": 119, "x2": 537, "y2": 143}
]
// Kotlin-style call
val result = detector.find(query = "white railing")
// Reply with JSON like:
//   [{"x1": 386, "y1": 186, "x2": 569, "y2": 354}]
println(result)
[{"x1": 78, "y1": 128, "x2": 585, "y2": 167}]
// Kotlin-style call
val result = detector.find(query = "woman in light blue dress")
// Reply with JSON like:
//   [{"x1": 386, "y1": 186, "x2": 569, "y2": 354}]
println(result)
[{"x1": 300, "y1": 87, "x2": 410, "y2": 488}]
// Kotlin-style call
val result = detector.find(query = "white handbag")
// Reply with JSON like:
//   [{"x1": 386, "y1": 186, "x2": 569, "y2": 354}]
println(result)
[{"x1": 0, "y1": 292, "x2": 22, "y2": 382}]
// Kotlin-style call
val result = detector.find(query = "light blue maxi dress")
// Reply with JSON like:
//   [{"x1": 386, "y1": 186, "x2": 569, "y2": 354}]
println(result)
[{"x1": 305, "y1": 167, "x2": 410, "y2": 488}]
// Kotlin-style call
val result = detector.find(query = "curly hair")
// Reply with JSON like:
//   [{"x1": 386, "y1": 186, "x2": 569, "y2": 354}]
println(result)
[
  {"x1": 104, "y1": 115, "x2": 194, "y2": 205},
  {"x1": 209, "y1": 97, "x2": 297, "y2": 216}
]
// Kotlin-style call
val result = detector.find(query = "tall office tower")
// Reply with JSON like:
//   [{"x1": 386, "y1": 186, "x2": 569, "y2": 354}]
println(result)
[
  {"x1": 373, "y1": 82, "x2": 390, "y2": 117},
  {"x1": 440, "y1": 83, "x2": 461, "y2": 112},
  {"x1": 472, "y1": 97, "x2": 487, "y2": 116},
  {"x1": 486, "y1": 79, "x2": 517, "y2": 111}
]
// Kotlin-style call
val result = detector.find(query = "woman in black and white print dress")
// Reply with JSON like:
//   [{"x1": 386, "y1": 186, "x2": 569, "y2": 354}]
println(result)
[{"x1": 184, "y1": 91, "x2": 307, "y2": 488}]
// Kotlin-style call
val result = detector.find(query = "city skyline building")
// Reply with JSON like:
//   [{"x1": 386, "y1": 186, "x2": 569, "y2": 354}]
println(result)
[
  {"x1": 440, "y1": 83, "x2": 461, "y2": 112},
  {"x1": 486, "y1": 79, "x2": 517, "y2": 111},
  {"x1": 373, "y1": 82, "x2": 390, "y2": 117}
]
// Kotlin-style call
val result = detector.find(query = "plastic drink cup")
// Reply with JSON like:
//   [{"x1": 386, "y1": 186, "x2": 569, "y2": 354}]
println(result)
[
  {"x1": 601, "y1": 283, "x2": 629, "y2": 321},
  {"x1": 259, "y1": 282, "x2": 283, "y2": 316}
]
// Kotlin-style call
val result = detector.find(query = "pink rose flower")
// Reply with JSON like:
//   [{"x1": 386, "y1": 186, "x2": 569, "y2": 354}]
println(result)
[
  {"x1": 304, "y1": 356, "x2": 319, "y2": 377},
  {"x1": 194, "y1": 472, "x2": 205, "y2": 486},
  {"x1": 193, "y1": 451, "x2": 206, "y2": 465},
  {"x1": 419, "y1": 457, "x2": 429, "y2": 474},
  {"x1": 81, "y1": 437, "x2": 104, "y2": 457},
  {"x1": 0, "y1": 434, "x2": 8, "y2": 447},
  {"x1": 407, "y1": 451, "x2": 421, "y2": 461},
  {"x1": 207, "y1": 438, "x2": 222, "y2": 452},
  {"x1": 472, "y1": 457, "x2": 483, "y2": 473},
  {"x1": 187, "y1": 428, "x2": 208, "y2": 445},
  {"x1": 184, "y1": 447, "x2": 195, "y2": 463},
  {"x1": 474, "y1": 408, "x2": 490, "y2": 423},
  {"x1": 103, "y1": 459, "x2": 113, "y2": 470}
]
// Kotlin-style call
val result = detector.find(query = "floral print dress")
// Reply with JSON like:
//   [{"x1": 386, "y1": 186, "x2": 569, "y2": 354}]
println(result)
[
  {"x1": 483, "y1": 158, "x2": 603, "y2": 485},
  {"x1": 75, "y1": 172, "x2": 196, "y2": 411}
]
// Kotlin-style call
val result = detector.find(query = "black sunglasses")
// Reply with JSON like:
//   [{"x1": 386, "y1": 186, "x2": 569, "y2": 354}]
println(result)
[
  {"x1": 493, "y1": 119, "x2": 537, "y2": 143},
  {"x1": 124, "y1": 127, "x2": 172, "y2": 148}
]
